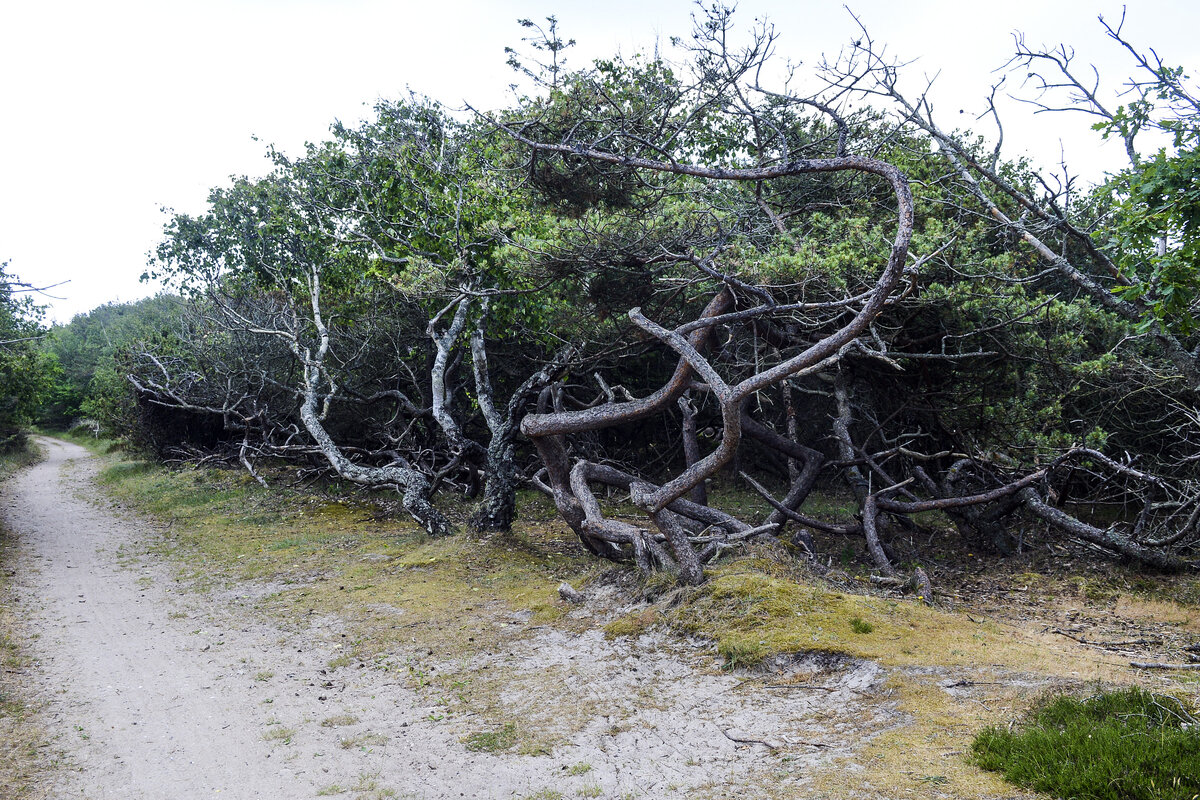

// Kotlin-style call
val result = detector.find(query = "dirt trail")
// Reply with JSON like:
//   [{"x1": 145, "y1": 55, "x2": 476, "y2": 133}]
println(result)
[
  {"x1": 3, "y1": 438, "x2": 314, "y2": 798},
  {"x1": 2, "y1": 439, "x2": 895, "y2": 799}
]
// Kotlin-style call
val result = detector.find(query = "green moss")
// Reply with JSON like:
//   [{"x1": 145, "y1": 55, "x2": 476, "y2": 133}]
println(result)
[
  {"x1": 671, "y1": 563, "x2": 1050, "y2": 671},
  {"x1": 974, "y1": 688, "x2": 1200, "y2": 800},
  {"x1": 603, "y1": 609, "x2": 657, "y2": 639}
]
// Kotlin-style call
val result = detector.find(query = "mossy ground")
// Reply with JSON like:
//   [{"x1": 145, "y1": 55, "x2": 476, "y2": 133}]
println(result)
[{"x1": 87, "y1": 450, "x2": 1200, "y2": 799}]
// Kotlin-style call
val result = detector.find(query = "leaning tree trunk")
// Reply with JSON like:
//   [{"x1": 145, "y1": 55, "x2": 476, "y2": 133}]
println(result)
[
  {"x1": 297, "y1": 367, "x2": 454, "y2": 537},
  {"x1": 468, "y1": 307, "x2": 569, "y2": 533},
  {"x1": 472, "y1": 426, "x2": 520, "y2": 532},
  {"x1": 294, "y1": 266, "x2": 454, "y2": 538}
]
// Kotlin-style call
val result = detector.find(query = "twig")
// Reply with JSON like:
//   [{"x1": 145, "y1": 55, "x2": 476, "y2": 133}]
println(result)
[
  {"x1": 941, "y1": 680, "x2": 1004, "y2": 688},
  {"x1": 1130, "y1": 661, "x2": 1200, "y2": 670},
  {"x1": 721, "y1": 728, "x2": 782, "y2": 749},
  {"x1": 1051, "y1": 629, "x2": 1160, "y2": 650}
]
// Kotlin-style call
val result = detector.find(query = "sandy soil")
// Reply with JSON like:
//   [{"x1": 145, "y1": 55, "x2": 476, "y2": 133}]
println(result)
[{"x1": 1, "y1": 438, "x2": 903, "y2": 799}]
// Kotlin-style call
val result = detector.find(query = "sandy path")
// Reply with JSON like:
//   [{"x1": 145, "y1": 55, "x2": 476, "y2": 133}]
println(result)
[
  {"x1": 2, "y1": 438, "x2": 891, "y2": 799},
  {"x1": 3, "y1": 438, "x2": 316, "y2": 798}
]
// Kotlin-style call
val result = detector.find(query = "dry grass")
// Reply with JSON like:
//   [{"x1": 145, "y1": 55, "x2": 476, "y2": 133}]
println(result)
[
  {"x1": 0, "y1": 531, "x2": 51, "y2": 800},
  {"x1": 1113, "y1": 595, "x2": 1200, "y2": 632},
  {"x1": 0, "y1": 442, "x2": 52, "y2": 800}
]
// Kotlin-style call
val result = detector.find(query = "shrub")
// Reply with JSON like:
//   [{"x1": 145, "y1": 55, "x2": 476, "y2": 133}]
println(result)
[{"x1": 973, "y1": 688, "x2": 1200, "y2": 800}]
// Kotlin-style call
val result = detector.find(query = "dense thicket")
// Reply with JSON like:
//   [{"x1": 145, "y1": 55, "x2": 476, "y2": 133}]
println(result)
[
  {"x1": 38, "y1": 295, "x2": 184, "y2": 434},
  {"x1": 59, "y1": 6, "x2": 1198, "y2": 585},
  {"x1": 0, "y1": 263, "x2": 53, "y2": 452}
]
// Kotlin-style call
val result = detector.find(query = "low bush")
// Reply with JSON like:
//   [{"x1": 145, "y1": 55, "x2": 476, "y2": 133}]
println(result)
[{"x1": 973, "y1": 687, "x2": 1200, "y2": 800}]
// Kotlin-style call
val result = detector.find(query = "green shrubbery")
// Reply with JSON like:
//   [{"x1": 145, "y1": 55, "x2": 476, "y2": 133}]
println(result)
[{"x1": 974, "y1": 688, "x2": 1200, "y2": 800}]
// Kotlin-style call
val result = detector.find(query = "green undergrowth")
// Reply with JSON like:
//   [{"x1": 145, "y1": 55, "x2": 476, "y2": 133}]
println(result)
[
  {"x1": 973, "y1": 688, "x2": 1200, "y2": 800},
  {"x1": 32, "y1": 428, "x2": 116, "y2": 456},
  {"x1": 0, "y1": 436, "x2": 41, "y2": 481}
]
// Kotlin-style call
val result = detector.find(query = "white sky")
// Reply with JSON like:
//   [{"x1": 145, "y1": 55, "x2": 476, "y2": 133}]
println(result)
[{"x1": 2, "y1": 0, "x2": 1197, "y2": 322}]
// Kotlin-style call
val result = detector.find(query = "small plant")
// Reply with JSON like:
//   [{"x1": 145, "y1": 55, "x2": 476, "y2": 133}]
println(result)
[
  {"x1": 351, "y1": 773, "x2": 396, "y2": 799},
  {"x1": 321, "y1": 713, "x2": 359, "y2": 727},
  {"x1": 464, "y1": 722, "x2": 519, "y2": 753},
  {"x1": 339, "y1": 732, "x2": 388, "y2": 750},
  {"x1": 262, "y1": 726, "x2": 296, "y2": 745},
  {"x1": 253, "y1": 670, "x2": 274, "y2": 681},
  {"x1": 567, "y1": 762, "x2": 592, "y2": 776},
  {"x1": 603, "y1": 609, "x2": 656, "y2": 639},
  {"x1": 849, "y1": 616, "x2": 874, "y2": 634},
  {"x1": 973, "y1": 688, "x2": 1200, "y2": 800},
  {"x1": 577, "y1": 785, "x2": 602, "y2": 798}
]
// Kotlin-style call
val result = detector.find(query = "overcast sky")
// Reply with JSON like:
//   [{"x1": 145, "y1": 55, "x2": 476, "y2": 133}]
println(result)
[{"x1": 2, "y1": 0, "x2": 1196, "y2": 322}]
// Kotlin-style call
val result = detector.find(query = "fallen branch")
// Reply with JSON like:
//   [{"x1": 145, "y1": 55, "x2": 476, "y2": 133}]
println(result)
[
  {"x1": 721, "y1": 728, "x2": 783, "y2": 749},
  {"x1": 557, "y1": 582, "x2": 584, "y2": 604},
  {"x1": 870, "y1": 567, "x2": 933, "y2": 604},
  {"x1": 1129, "y1": 661, "x2": 1200, "y2": 670},
  {"x1": 1050, "y1": 629, "x2": 1161, "y2": 650}
]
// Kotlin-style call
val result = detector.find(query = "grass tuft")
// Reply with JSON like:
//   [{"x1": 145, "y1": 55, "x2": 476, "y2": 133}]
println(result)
[
  {"x1": 321, "y1": 714, "x2": 359, "y2": 728},
  {"x1": 463, "y1": 722, "x2": 519, "y2": 753},
  {"x1": 973, "y1": 687, "x2": 1200, "y2": 800},
  {"x1": 602, "y1": 609, "x2": 657, "y2": 639}
]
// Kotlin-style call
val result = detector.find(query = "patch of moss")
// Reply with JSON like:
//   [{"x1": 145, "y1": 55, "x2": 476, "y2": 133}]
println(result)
[
  {"x1": 1073, "y1": 576, "x2": 1119, "y2": 604},
  {"x1": 805, "y1": 672, "x2": 1034, "y2": 800},
  {"x1": 671, "y1": 564, "x2": 1064, "y2": 672},
  {"x1": 603, "y1": 609, "x2": 658, "y2": 639}
]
